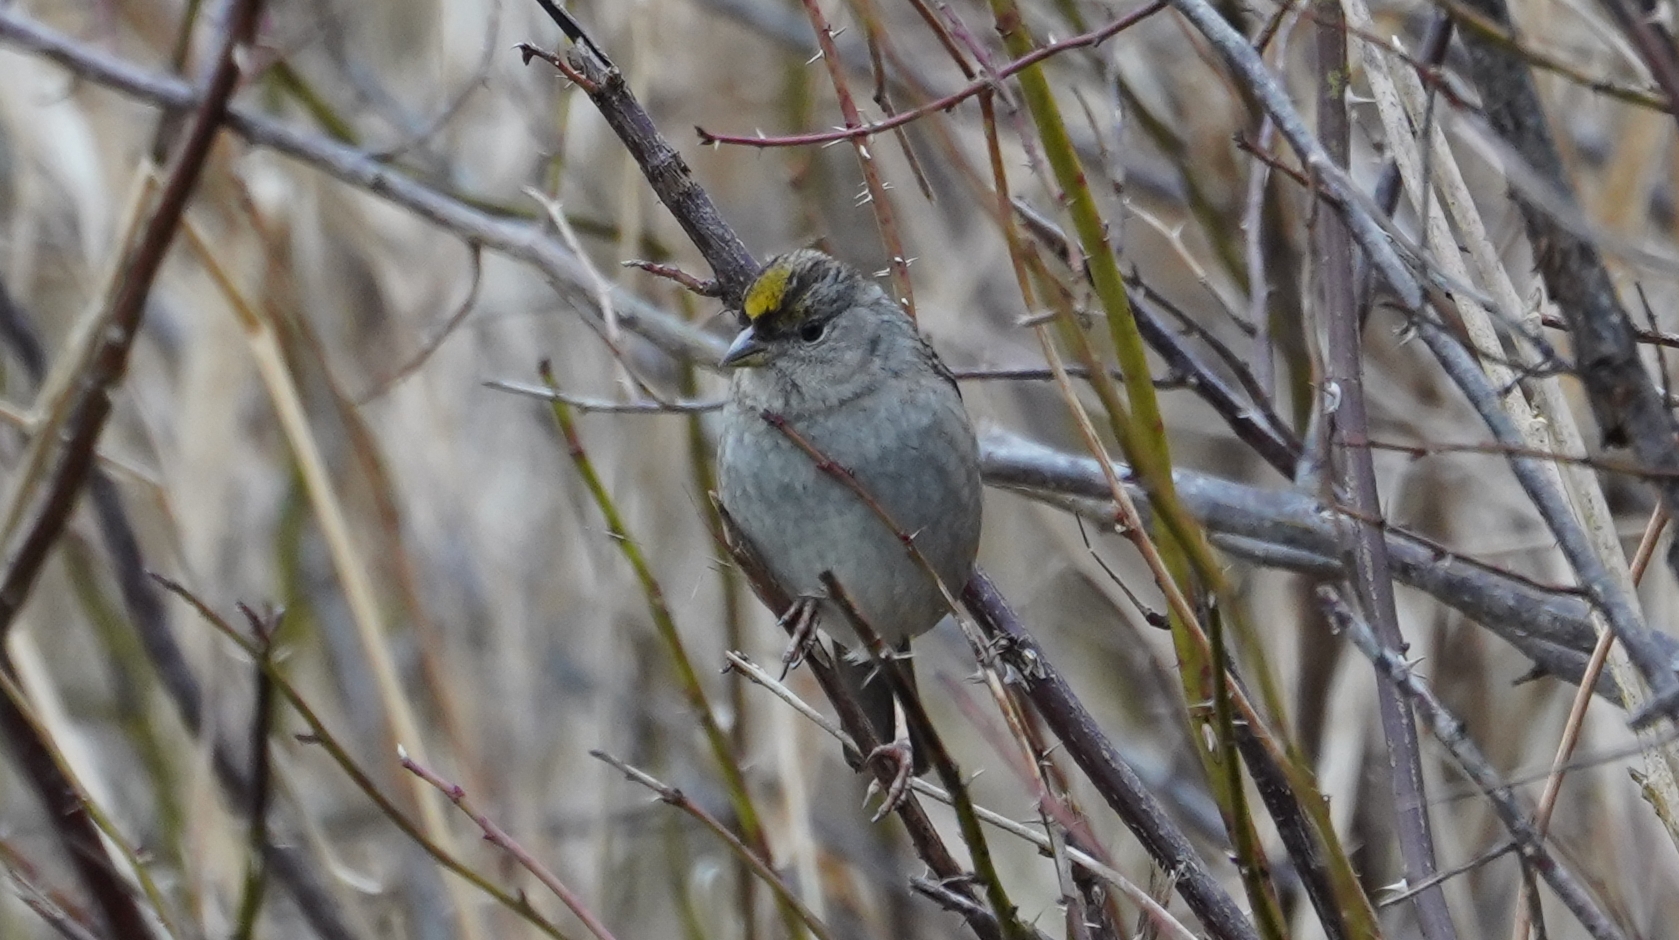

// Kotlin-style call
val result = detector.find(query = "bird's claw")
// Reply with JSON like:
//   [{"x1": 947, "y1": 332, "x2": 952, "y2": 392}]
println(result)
[
  {"x1": 863, "y1": 739, "x2": 915, "y2": 821},
  {"x1": 778, "y1": 598, "x2": 821, "y2": 678}
]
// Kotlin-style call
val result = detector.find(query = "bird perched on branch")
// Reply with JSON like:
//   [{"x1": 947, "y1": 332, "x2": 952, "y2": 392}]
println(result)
[{"x1": 716, "y1": 249, "x2": 983, "y2": 790}]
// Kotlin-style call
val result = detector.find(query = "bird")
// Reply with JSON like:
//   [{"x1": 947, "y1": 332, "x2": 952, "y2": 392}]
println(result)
[{"x1": 715, "y1": 248, "x2": 983, "y2": 785}]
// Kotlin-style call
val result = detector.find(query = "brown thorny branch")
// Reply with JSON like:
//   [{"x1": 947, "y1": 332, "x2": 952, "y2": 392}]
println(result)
[
  {"x1": 400, "y1": 750, "x2": 620, "y2": 940},
  {"x1": 2, "y1": 1, "x2": 1675, "y2": 934},
  {"x1": 693, "y1": 1, "x2": 1168, "y2": 150},
  {"x1": 1314, "y1": 3, "x2": 1455, "y2": 938}
]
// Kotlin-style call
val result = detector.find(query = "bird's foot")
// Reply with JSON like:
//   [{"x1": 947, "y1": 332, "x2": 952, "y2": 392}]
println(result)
[
  {"x1": 864, "y1": 738, "x2": 916, "y2": 821},
  {"x1": 778, "y1": 598, "x2": 821, "y2": 678}
]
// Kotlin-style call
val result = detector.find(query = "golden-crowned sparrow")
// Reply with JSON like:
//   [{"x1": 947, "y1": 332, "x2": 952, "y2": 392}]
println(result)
[{"x1": 716, "y1": 249, "x2": 982, "y2": 767}]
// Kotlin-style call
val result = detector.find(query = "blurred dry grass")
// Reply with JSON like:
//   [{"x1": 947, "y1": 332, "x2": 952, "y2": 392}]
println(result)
[{"x1": 0, "y1": 0, "x2": 1677, "y2": 938}]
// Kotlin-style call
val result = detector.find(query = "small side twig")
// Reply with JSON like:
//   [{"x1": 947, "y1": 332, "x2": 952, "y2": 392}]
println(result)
[
  {"x1": 590, "y1": 751, "x2": 834, "y2": 940},
  {"x1": 486, "y1": 380, "x2": 723, "y2": 413},
  {"x1": 622, "y1": 259, "x2": 722, "y2": 297},
  {"x1": 400, "y1": 749, "x2": 618, "y2": 940},
  {"x1": 514, "y1": 41, "x2": 597, "y2": 92}
]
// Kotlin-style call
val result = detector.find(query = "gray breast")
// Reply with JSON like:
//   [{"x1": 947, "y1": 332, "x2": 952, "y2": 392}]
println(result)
[{"x1": 716, "y1": 381, "x2": 979, "y2": 644}]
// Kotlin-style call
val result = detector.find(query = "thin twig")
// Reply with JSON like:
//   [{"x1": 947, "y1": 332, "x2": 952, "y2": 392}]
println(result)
[
  {"x1": 401, "y1": 750, "x2": 617, "y2": 940},
  {"x1": 622, "y1": 259, "x2": 722, "y2": 296},
  {"x1": 1315, "y1": 1, "x2": 1453, "y2": 933},
  {"x1": 486, "y1": 381, "x2": 723, "y2": 412},
  {"x1": 1511, "y1": 505, "x2": 1669, "y2": 940},
  {"x1": 1540, "y1": 311, "x2": 1679, "y2": 349},
  {"x1": 590, "y1": 751, "x2": 834, "y2": 940}
]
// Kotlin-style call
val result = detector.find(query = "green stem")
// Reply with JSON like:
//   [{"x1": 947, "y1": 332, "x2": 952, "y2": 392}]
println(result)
[
  {"x1": 994, "y1": 5, "x2": 1290, "y2": 933},
  {"x1": 539, "y1": 362, "x2": 805, "y2": 940}
]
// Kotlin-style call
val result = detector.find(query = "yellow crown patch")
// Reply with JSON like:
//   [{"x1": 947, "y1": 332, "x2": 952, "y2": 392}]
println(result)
[{"x1": 743, "y1": 263, "x2": 793, "y2": 322}]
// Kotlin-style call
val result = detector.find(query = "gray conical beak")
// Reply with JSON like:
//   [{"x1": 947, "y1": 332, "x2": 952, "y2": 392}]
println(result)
[{"x1": 720, "y1": 325, "x2": 768, "y2": 368}]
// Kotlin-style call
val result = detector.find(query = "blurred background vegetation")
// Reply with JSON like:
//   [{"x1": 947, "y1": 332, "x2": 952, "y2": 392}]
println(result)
[{"x1": 1, "y1": 0, "x2": 1678, "y2": 938}]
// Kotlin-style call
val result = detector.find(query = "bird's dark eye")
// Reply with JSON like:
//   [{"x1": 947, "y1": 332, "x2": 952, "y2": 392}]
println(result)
[{"x1": 799, "y1": 320, "x2": 828, "y2": 343}]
